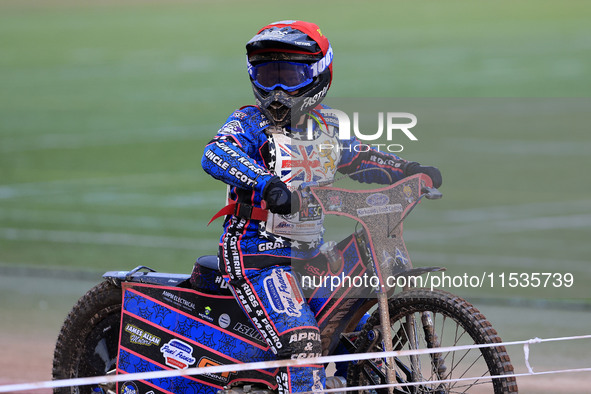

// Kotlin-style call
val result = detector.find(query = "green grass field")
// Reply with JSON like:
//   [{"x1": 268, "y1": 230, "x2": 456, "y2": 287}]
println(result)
[
  {"x1": 1, "y1": 1, "x2": 590, "y2": 390},
  {"x1": 2, "y1": 0, "x2": 589, "y2": 299}
]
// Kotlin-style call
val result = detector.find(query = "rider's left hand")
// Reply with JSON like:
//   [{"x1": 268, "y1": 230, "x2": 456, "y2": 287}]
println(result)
[{"x1": 403, "y1": 162, "x2": 442, "y2": 188}]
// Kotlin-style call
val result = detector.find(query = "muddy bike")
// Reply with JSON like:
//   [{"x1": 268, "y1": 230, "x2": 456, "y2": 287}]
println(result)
[{"x1": 53, "y1": 174, "x2": 517, "y2": 393}]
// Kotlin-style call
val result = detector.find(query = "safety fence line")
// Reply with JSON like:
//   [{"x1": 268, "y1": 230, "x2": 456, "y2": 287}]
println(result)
[
  {"x1": 0, "y1": 334, "x2": 589, "y2": 393},
  {"x1": 305, "y1": 367, "x2": 591, "y2": 394}
]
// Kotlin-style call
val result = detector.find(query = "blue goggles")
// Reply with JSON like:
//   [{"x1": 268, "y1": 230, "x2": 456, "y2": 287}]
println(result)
[{"x1": 247, "y1": 45, "x2": 333, "y2": 92}]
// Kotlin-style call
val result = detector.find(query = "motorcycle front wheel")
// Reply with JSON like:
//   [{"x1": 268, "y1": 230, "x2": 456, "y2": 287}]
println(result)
[
  {"x1": 52, "y1": 280, "x2": 122, "y2": 394},
  {"x1": 347, "y1": 288, "x2": 518, "y2": 393}
]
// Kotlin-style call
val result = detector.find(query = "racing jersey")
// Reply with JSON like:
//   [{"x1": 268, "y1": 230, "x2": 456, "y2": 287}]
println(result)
[{"x1": 201, "y1": 105, "x2": 409, "y2": 263}]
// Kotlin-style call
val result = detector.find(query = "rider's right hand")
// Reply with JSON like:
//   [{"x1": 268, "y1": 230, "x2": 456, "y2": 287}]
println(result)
[
  {"x1": 403, "y1": 162, "x2": 443, "y2": 188},
  {"x1": 263, "y1": 176, "x2": 301, "y2": 215}
]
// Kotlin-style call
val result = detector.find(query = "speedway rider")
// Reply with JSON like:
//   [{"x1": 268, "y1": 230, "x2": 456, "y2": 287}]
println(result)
[{"x1": 201, "y1": 20, "x2": 442, "y2": 393}]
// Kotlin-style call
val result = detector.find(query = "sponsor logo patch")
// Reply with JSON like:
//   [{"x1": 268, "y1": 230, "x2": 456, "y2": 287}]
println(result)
[
  {"x1": 233, "y1": 321, "x2": 264, "y2": 341},
  {"x1": 197, "y1": 357, "x2": 236, "y2": 382},
  {"x1": 160, "y1": 339, "x2": 196, "y2": 370},
  {"x1": 357, "y1": 204, "x2": 403, "y2": 217},
  {"x1": 198, "y1": 306, "x2": 214, "y2": 322},
  {"x1": 403, "y1": 185, "x2": 414, "y2": 203},
  {"x1": 327, "y1": 192, "x2": 343, "y2": 211},
  {"x1": 218, "y1": 313, "x2": 231, "y2": 328},
  {"x1": 366, "y1": 193, "x2": 389, "y2": 207},
  {"x1": 120, "y1": 381, "x2": 138, "y2": 394},
  {"x1": 161, "y1": 290, "x2": 196, "y2": 313},
  {"x1": 300, "y1": 204, "x2": 322, "y2": 222},
  {"x1": 233, "y1": 110, "x2": 247, "y2": 119},
  {"x1": 124, "y1": 323, "x2": 161, "y2": 347},
  {"x1": 263, "y1": 269, "x2": 304, "y2": 317},
  {"x1": 220, "y1": 120, "x2": 244, "y2": 135}
]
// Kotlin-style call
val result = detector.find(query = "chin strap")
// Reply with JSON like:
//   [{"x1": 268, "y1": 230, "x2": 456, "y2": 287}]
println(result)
[{"x1": 208, "y1": 201, "x2": 269, "y2": 225}]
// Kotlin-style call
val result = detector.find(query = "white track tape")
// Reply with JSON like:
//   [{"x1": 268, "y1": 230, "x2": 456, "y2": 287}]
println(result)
[{"x1": 0, "y1": 334, "x2": 589, "y2": 393}]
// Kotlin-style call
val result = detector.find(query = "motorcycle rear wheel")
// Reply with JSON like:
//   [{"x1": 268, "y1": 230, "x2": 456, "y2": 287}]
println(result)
[
  {"x1": 52, "y1": 280, "x2": 122, "y2": 394},
  {"x1": 347, "y1": 288, "x2": 518, "y2": 393}
]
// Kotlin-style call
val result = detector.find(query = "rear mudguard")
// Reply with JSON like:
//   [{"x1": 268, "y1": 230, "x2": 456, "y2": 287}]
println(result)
[{"x1": 103, "y1": 265, "x2": 190, "y2": 287}]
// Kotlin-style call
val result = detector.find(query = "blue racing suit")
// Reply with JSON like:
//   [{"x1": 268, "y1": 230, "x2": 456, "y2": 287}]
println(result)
[{"x1": 201, "y1": 105, "x2": 409, "y2": 392}]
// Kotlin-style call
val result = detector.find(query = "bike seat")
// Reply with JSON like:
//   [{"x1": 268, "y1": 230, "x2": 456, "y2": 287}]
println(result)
[
  {"x1": 196, "y1": 255, "x2": 220, "y2": 271},
  {"x1": 191, "y1": 255, "x2": 231, "y2": 295}
]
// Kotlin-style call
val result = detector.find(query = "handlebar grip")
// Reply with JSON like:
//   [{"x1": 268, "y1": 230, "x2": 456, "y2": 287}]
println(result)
[{"x1": 421, "y1": 187, "x2": 443, "y2": 200}]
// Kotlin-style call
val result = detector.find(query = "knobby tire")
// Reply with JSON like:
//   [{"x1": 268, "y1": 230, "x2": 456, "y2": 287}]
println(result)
[
  {"x1": 347, "y1": 288, "x2": 518, "y2": 393},
  {"x1": 52, "y1": 280, "x2": 122, "y2": 394}
]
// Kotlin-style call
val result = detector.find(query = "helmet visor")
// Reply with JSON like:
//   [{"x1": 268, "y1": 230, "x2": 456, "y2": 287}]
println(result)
[{"x1": 249, "y1": 61, "x2": 314, "y2": 92}]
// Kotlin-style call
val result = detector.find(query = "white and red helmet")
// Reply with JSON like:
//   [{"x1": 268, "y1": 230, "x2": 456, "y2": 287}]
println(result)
[{"x1": 246, "y1": 21, "x2": 333, "y2": 127}]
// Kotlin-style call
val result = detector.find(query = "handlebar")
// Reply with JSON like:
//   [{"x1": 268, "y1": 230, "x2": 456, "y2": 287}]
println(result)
[
  {"x1": 301, "y1": 180, "x2": 443, "y2": 199},
  {"x1": 299, "y1": 179, "x2": 333, "y2": 191}
]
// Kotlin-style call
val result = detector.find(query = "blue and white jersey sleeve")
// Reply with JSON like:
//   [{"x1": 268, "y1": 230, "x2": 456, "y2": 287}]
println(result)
[
  {"x1": 201, "y1": 107, "x2": 275, "y2": 196},
  {"x1": 337, "y1": 139, "x2": 408, "y2": 184}
]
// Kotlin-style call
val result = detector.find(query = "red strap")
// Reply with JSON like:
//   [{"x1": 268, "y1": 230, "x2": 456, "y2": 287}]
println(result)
[{"x1": 208, "y1": 202, "x2": 268, "y2": 225}]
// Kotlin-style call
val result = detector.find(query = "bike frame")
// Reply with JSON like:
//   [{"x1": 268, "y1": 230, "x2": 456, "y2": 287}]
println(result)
[
  {"x1": 309, "y1": 173, "x2": 442, "y2": 392},
  {"x1": 105, "y1": 173, "x2": 443, "y2": 393}
]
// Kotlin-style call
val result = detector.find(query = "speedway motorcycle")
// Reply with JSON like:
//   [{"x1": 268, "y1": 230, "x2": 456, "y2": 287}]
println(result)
[{"x1": 52, "y1": 173, "x2": 517, "y2": 393}]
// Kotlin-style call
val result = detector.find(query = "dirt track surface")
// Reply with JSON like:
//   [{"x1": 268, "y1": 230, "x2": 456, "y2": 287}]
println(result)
[
  {"x1": 1, "y1": 333, "x2": 589, "y2": 394},
  {"x1": 0, "y1": 333, "x2": 54, "y2": 394},
  {"x1": 0, "y1": 273, "x2": 589, "y2": 393}
]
